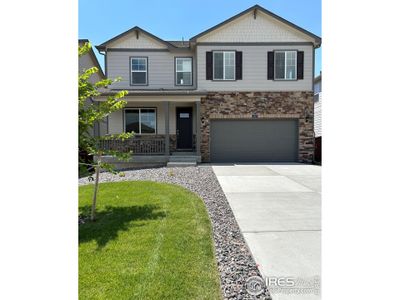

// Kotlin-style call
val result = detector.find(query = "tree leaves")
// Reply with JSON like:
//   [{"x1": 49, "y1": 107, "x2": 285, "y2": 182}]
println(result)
[
  {"x1": 78, "y1": 41, "x2": 92, "y2": 57},
  {"x1": 79, "y1": 42, "x2": 133, "y2": 173}
]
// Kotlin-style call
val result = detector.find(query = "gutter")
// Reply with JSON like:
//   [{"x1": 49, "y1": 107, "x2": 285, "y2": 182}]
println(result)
[{"x1": 99, "y1": 90, "x2": 208, "y2": 97}]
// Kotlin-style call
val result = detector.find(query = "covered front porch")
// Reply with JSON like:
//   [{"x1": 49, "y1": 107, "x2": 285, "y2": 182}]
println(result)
[{"x1": 98, "y1": 93, "x2": 203, "y2": 167}]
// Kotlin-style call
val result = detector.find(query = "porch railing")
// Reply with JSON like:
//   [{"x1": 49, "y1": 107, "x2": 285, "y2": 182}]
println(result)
[{"x1": 100, "y1": 138, "x2": 165, "y2": 155}]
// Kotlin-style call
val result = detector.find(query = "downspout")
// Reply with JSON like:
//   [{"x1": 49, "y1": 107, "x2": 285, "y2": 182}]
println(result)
[{"x1": 98, "y1": 49, "x2": 107, "y2": 78}]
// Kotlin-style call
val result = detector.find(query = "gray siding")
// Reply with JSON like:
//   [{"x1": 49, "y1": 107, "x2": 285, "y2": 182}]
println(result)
[
  {"x1": 197, "y1": 44, "x2": 313, "y2": 92},
  {"x1": 106, "y1": 45, "x2": 314, "y2": 92},
  {"x1": 79, "y1": 51, "x2": 103, "y2": 84},
  {"x1": 107, "y1": 50, "x2": 196, "y2": 90},
  {"x1": 107, "y1": 100, "x2": 197, "y2": 135},
  {"x1": 314, "y1": 93, "x2": 322, "y2": 137},
  {"x1": 314, "y1": 80, "x2": 321, "y2": 94}
]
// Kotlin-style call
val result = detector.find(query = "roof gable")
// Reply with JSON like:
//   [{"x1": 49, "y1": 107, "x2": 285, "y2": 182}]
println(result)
[
  {"x1": 96, "y1": 26, "x2": 174, "y2": 50},
  {"x1": 191, "y1": 5, "x2": 321, "y2": 46}
]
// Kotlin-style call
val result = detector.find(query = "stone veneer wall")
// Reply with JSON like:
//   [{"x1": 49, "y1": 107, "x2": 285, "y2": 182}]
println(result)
[{"x1": 200, "y1": 91, "x2": 314, "y2": 163}]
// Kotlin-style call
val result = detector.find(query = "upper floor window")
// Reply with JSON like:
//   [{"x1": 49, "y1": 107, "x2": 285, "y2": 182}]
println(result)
[
  {"x1": 130, "y1": 57, "x2": 148, "y2": 85},
  {"x1": 213, "y1": 51, "x2": 235, "y2": 80},
  {"x1": 274, "y1": 51, "x2": 297, "y2": 80},
  {"x1": 175, "y1": 57, "x2": 192, "y2": 85},
  {"x1": 125, "y1": 108, "x2": 156, "y2": 134}
]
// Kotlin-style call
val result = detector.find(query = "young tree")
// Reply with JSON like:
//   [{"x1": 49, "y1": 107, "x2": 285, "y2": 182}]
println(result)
[{"x1": 79, "y1": 42, "x2": 133, "y2": 221}]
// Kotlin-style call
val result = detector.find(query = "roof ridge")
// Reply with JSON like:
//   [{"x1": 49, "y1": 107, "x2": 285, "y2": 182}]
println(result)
[{"x1": 95, "y1": 4, "x2": 321, "y2": 51}]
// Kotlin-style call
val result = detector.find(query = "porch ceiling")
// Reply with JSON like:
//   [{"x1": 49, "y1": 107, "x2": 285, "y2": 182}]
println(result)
[{"x1": 97, "y1": 93, "x2": 202, "y2": 102}]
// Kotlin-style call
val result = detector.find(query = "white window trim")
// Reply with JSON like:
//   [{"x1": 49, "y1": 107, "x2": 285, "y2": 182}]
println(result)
[
  {"x1": 175, "y1": 57, "x2": 193, "y2": 86},
  {"x1": 213, "y1": 51, "x2": 236, "y2": 80},
  {"x1": 274, "y1": 50, "x2": 297, "y2": 80},
  {"x1": 124, "y1": 108, "x2": 157, "y2": 135},
  {"x1": 130, "y1": 57, "x2": 148, "y2": 85}
]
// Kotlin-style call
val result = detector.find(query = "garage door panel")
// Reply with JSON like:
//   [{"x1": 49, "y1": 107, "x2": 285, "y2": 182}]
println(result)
[{"x1": 210, "y1": 119, "x2": 298, "y2": 162}]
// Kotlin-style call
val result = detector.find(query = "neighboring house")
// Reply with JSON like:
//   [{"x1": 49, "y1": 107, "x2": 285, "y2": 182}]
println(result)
[
  {"x1": 78, "y1": 39, "x2": 107, "y2": 137},
  {"x1": 95, "y1": 4, "x2": 321, "y2": 167},
  {"x1": 314, "y1": 72, "x2": 322, "y2": 162}
]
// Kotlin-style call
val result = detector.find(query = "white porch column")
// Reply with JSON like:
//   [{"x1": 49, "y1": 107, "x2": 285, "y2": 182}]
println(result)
[
  {"x1": 164, "y1": 101, "x2": 170, "y2": 156},
  {"x1": 196, "y1": 101, "x2": 201, "y2": 156}
]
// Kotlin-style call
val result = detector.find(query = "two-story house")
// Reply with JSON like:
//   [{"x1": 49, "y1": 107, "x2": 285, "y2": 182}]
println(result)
[{"x1": 95, "y1": 4, "x2": 321, "y2": 167}]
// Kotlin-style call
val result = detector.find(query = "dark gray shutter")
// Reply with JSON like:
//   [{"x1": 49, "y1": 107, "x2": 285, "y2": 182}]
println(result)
[
  {"x1": 206, "y1": 52, "x2": 213, "y2": 80},
  {"x1": 297, "y1": 51, "x2": 304, "y2": 79},
  {"x1": 267, "y1": 51, "x2": 274, "y2": 80},
  {"x1": 235, "y1": 51, "x2": 242, "y2": 80}
]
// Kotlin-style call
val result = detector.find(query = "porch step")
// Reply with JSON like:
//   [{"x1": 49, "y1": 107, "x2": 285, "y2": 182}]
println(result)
[
  {"x1": 167, "y1": 153, "x2": 198, "y2": 167},
  {"x1": 168, "y1": 156, "x2": 198, "y2": 162},
  {"x1": 171, "y1": 152, "x2": 196, "y2": 156},
  {"x1": 167, "y1": 161, "x2": 197, "y2": 168}
]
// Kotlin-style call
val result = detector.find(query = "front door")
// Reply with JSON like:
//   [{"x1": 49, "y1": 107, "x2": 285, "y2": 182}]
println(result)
[{"x1": 176, "y1": 107, "x2": 193, "y2": 149}]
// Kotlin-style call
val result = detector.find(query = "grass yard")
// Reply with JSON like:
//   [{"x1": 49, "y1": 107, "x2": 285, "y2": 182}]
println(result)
[{"x1": 79, "y1": 181, "x2": 222, "y2": 300}]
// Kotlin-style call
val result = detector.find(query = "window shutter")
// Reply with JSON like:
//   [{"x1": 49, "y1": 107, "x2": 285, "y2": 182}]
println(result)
[
  {"x1": 297, "y1": 51, "x2": 304, "y2": 79},
  {"x1": 206, "y1": 52, "x2": 213, "y2": 80},
  {"x1": 235, "y1": 51, "x2": 243, "y2": 80},
  {"x1": 267, "y1": 51, "x2": 274, "y2": 80}
]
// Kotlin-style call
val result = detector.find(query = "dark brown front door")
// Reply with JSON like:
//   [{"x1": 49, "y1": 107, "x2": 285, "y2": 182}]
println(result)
[{"x1": 176, "y1": 107, "x2": 193, "y2": 149}]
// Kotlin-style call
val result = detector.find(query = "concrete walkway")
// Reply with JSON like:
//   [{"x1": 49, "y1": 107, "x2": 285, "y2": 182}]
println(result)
[{"x1": 212, "y1": 163, "x2": 321, "y2": 300}]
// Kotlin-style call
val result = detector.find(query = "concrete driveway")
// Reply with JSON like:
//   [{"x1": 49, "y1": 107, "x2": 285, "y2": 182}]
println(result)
[{"x1": 212, "y1": 163, "x2": 321, "y2": 300}]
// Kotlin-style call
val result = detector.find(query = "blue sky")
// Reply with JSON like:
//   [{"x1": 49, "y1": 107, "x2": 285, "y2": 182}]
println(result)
[{"x1": 79, "y1": 0, "x2": 321, "y2": 75}]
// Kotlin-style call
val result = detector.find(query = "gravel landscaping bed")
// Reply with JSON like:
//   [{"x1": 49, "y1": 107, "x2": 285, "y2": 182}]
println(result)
[{"x1": 80, "y1": 166, "x2": 271, "y2": 299}]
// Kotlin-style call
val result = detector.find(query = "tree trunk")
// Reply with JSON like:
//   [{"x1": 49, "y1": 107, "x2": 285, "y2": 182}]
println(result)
[{"x1": 91, "y1": 162, "x2": 100, "y2": 221}]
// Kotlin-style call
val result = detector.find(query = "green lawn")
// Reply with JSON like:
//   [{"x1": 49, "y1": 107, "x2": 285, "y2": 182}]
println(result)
[{"x1": 79, "y1": 181, "x2": 222, "y2": 300}]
